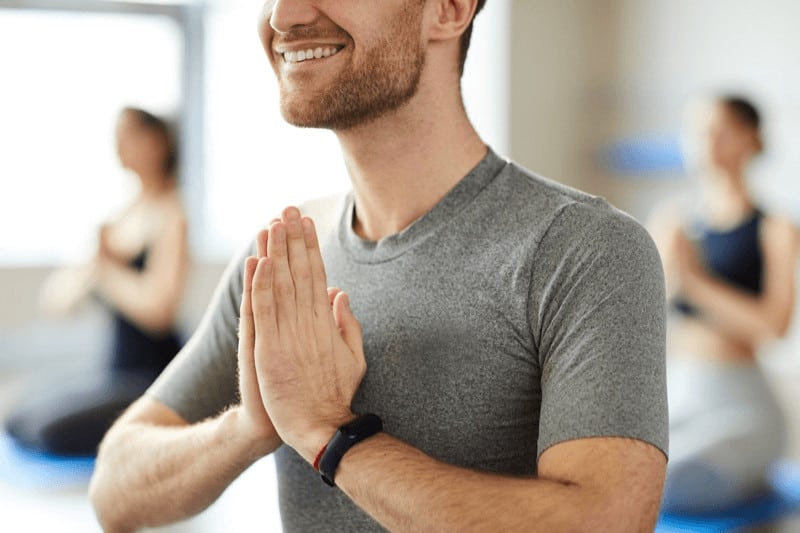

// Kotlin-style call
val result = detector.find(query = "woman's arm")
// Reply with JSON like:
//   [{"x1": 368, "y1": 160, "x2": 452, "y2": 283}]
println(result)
[
  {"x1": 39, "y1": 262, "x2": 99, "y2": 315},
  {"x1": 94, "y1": 211, "x2": 189, "y2": 332},
  {"x1": 681, "y1": 216, "x2": 799, "y2": 345}
]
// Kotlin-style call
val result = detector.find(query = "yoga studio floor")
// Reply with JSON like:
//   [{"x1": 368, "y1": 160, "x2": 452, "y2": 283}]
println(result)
[
  {"x1": 0, "y1": 370, "x2": 281, "y2": 532},
  {"x1": 1, "y1": 356, "x2": 800, "y2": 532}
]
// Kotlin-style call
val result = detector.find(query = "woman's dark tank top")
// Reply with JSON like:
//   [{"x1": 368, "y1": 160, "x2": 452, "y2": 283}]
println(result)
[
  {"x1": 673, "y1": 211, "x2": 764, "y2": 316},
  {"x1": 110, "y1": 249, "x2": 183, "y2": 374}
]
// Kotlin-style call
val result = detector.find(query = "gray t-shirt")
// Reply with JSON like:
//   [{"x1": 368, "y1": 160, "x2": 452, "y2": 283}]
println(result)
[{"x1": 148, "y1": 149, "x2": 668, "y2": 531}]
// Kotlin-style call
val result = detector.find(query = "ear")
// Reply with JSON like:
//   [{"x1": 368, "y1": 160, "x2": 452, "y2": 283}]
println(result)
[{"x1": 427, "y1": 0, "x2": 478, "y2": 43}]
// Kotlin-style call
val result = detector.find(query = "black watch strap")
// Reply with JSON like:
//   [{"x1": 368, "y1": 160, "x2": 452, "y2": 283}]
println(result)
[{"x1": 318, "y1": 413, "x2": 383, "y2": 487}]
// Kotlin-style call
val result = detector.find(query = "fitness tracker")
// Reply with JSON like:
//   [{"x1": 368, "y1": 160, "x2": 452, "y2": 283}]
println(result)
[{"x1": 317, "y1": 413, "x2": 383, "y2": 487}]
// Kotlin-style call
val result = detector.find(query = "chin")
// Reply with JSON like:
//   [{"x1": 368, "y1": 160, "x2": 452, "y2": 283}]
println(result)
[{"x1": 280, "y1": 101, "x2": 323, "y2": 129}]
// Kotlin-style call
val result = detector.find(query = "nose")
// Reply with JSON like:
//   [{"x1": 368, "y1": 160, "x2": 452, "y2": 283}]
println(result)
[{"x1": 269, "y1": 0, "x2": 319, "y2": 33}]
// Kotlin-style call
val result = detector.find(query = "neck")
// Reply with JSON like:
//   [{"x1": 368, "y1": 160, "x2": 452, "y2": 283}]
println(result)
[
  {"x1": 334, "y1": 78, "x2": 487, "y2": 241},
  {"x1": 137, "y1": 168, "x2": 175, "y2": 199},
  {"x1": 701, "y1": 167, "x2": 753, "y2": 227}
]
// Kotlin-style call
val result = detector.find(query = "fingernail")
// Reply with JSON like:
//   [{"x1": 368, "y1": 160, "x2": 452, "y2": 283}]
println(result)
[{"x1": 285, "y1": 207, "x2": 300, "y2": 221}]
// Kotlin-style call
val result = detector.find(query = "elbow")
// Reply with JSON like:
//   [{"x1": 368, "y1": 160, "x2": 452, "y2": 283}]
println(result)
[
  {"x1": 773, "y1": 315, "x2": 792, "y2": 338},
  {"x1": 90, "y1": 431, "x2": 133, "y2": 533},
  {"x1": 580, "y1": 482, "x2": 663, "y2": 532},
  {"x1": 88, "y1": 473, "x2": 118, "y2": 533},
  {"x1": 90, "y1": 473, "x2": 126, "y2": 532},
  {"x1": 755, "y1": 316, "x2": 792, "y2": 344},
  {"x1": 137, "y1": 301, "x2": 179, "y2": 334}
]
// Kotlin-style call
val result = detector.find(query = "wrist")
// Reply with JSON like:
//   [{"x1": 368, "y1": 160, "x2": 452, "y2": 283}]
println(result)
[
  {"x1": 681, "y1": 265, "x2": 706, "y2": 297},
  {"x1": 316, "y1": 413, "x2": 383, "y2": 486},
  {"x1": 295, "y1": 412, "x2": 357, "y2": 465},
  {"x1": 226, "y1": 407, "x2": 281, "y2": 461}
]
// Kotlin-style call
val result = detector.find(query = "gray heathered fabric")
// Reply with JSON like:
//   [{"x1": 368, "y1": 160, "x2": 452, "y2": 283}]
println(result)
[{"x1": 147, "y1": 148, "x2": 668, "y2": 532}]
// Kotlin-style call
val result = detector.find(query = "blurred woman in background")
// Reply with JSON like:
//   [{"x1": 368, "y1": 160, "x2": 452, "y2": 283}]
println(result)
[
  {"x1": 4, "y1": 107, "x2": 188, "y2": 456},
  {"x1": 652, "y1": 96, "x2": 799, "y2": 512}
]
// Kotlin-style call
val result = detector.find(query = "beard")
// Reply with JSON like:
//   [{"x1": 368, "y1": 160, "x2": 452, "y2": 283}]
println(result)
[{"x1": 277, "y1": 3, "x2": 426, "y2": 131}]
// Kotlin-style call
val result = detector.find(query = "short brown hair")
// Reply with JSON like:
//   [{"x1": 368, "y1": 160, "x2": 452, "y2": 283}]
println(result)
[{"x1": 459, "y1": 0, "x2": 488, "y2": 76}]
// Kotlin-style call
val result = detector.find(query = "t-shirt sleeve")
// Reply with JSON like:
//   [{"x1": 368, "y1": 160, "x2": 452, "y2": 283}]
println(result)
[
  {"x1": 529, "y1": 200, "x2": 668, "y2": 459},
  {"x1": 146, "y1": 240, "x2": 255, "y2": 423}
]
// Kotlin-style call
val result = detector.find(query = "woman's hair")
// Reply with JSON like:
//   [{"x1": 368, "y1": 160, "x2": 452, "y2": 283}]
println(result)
[
  {"x1": 719, "y1": 95, "x2": 763, "y2": 152},
  {"x1": 121, "y1": 106, "x2": 178, "y2": 177},
  {"x1": 720, "y1": 95, "x2": 761, "y2": 131}
]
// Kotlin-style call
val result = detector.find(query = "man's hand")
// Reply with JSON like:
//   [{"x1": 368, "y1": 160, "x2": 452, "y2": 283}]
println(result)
[
  {"x1": 251, "y1": 206, "x2": 366, "y2": 464},
  {"x1": 234, "y1": 229, "x2": 282, "y2": 454}
]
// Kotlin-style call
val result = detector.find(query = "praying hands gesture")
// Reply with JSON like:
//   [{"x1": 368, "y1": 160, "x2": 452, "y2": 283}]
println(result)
[{"x1": 237, "y1": 206, "x2": 367, "y2": 464}]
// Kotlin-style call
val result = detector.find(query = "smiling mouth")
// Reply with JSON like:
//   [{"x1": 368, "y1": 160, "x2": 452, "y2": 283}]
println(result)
[{"x1": 281, "y1": 45, "x2": 344, "y2": 64}]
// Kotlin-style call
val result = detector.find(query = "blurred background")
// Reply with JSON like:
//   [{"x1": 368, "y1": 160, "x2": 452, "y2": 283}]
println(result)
[{"x1": 1, "y1": 0, "x2": 799, "y2": 531}]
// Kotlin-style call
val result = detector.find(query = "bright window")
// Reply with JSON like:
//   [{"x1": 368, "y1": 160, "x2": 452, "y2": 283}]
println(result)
[{"x1": 0, "y1": 10, "x2": 182, "y2": 265}]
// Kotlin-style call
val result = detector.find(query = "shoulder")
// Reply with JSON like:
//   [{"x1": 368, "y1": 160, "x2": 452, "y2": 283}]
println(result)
[
  {"x1": 494, "y1": 161, "x2": 650, "y2": 239},
  {"x1": 761, "y1": 213, "x2": 800, "y2": 252},
  {"x1": 153, "y1": 191, "x2": 188, "y2": 231},
  {"x1": 488, "y1": 160, "x2": 660, "y2": 265}
]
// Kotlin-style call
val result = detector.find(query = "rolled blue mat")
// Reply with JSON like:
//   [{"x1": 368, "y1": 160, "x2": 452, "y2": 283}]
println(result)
[
  {"x1": 656, "y1": 461, "x2": 800, "y2": 532},
  {"x1": 0, "y1": 433, "x2": 94, "y2": 490},
  {"x1": 601, "y1": 135, "x2": 685, "y2": 177}
]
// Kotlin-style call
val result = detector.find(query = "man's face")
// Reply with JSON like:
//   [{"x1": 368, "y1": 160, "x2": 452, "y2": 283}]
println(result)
[{"x1": 259, "y1": 1, "x2": 427, "y2": 130}]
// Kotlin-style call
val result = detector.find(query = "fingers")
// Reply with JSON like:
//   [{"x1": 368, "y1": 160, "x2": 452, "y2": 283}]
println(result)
[
  {"x1": 333, "y1": 291, "x2": 364, "y2": 362},
  {"x1": 282, "y1": 208, "x2": 314, "y2": 312},
  {"x1": 237, "y1": 257, "x2": 259, "y2": 398},
  {"x1": 252, "y1": 256, "x2": 282, "y2": 364},
  {"x1": 256, "y1": 229, "x2": 269, "y2": 259},
  {"x1": 239, "y1": 257, "x2": 258, "y2": 354},
  {"x1": 267, "y1": 220, "x2": 298, "y2": 340},
  {"x1": 328, "y1": 287, "x2": 342, "y2": 308},
  {"x1": 302, "y1": 217, "x2": 332, "y2": 316}
]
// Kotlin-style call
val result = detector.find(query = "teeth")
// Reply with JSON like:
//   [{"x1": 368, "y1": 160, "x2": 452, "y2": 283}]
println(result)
[{"x1": 283, "y1": 46, "x2": 340, "y2": 64}]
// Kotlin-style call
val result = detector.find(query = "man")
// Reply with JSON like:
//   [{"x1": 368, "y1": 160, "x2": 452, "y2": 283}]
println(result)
[{"x1": 90, "y1": 1, "x2": 669, "y2": 531}]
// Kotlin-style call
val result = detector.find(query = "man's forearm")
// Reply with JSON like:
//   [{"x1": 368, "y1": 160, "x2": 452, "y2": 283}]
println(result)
[
  {"x1": 333, "y1": 434, "x2": 633, "y2": 532},
  {"x1": 90, "y1": 407, "x2": 276, "y2": 532}
]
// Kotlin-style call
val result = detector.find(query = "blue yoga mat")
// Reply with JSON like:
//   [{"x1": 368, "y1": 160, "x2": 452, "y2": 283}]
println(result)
[
  {"x1": 657, "y1": 461, "x2": 800, "y2": 532},
  {"x1": 0, "y1": 433, "x2": 95, "y2": 490}
]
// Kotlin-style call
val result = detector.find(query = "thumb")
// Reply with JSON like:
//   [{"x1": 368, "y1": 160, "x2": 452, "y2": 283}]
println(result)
[{"x1": 333, "y1": 291, "x2": 363, "y2": 357}]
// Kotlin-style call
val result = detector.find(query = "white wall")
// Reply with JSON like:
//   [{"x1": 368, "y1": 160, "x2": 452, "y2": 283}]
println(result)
[{"x1": 606, "y1": 0, "x2": 800, "y2": 219}]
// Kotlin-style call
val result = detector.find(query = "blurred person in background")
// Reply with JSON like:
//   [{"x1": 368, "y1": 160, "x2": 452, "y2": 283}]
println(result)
[
  {"x1": 651, "y1": 95, "x2": 799, "y2": 512},
  {"x1": 4, "y1": 107, "x2": 188, "y2": 456}
]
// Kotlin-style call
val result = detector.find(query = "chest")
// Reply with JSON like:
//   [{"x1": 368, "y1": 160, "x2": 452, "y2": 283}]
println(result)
[
  {"x1": 106, "y1": 203, "x2": 163, "y2": 259},
  {"x1": 322, "y1": 242, "x2": 542, "y2": 472},
  {"x1": 698, "y1": 221, "x2": 763, "y2": 293}
]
